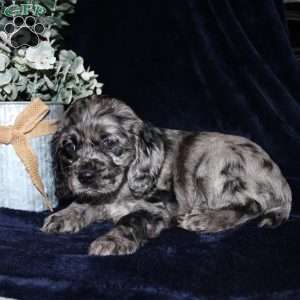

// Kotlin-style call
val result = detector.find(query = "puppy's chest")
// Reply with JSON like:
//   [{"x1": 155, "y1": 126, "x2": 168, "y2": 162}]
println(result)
[
  {"x1": 103, "y1": 153, "x2": 176, "y2": 223},
  {"x1": 104, "y1": 202, "x2": 137, "y2": 222}
]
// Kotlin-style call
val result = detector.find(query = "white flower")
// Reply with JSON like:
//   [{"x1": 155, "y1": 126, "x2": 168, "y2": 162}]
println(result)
[
  {"x1": 71, "y1": 57, "x2": 84, "y2": 74},
  {"x1": 59, "y1": 50, "x2": 77, "y2": 63},
  {"x1": 25, "y1": 41, "x2": 56, "y2": 70}
]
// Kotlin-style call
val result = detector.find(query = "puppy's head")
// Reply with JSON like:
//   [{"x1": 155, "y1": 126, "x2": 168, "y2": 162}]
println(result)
[{"x1": 53, "y1": 96, "x2": 164, "y2": 202}]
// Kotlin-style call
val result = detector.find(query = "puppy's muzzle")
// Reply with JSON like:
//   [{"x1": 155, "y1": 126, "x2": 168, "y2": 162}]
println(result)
[{"x1": 77, "y1": 161, "x2": 106, "y2": 185}]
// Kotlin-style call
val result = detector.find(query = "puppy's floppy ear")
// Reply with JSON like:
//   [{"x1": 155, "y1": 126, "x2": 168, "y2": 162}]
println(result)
[
  {"x1": 128, "y1": 122, "x2": 164, "y2": 198},
  {"x1": 51, "y1": 125, "x2": 73, "y2": 205}
]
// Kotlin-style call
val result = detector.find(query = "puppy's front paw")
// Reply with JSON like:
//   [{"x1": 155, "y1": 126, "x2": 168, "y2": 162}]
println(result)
[
  {"x1": 88, "y1": 228, "x2": 139, "y2": 256},
  {"x1": 41, "y1": 211, "x2": 84, "y2": 234}
]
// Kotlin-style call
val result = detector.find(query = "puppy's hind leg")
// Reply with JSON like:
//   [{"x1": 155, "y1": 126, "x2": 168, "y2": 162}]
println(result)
[{"x1": 176, "y1": 199, "x2": 262, "y2": 232}]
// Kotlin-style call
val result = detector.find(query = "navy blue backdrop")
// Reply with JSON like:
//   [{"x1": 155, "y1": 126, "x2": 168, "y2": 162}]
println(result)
[
  {"x1": 1, "y1": 0, "x2": 300, "y2": 299},
  {"x1": 66, "y1": 0, "x2": 300, "y2": 213}
]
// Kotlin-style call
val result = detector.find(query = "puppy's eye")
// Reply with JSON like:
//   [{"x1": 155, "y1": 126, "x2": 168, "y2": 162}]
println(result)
[
  {"x1": 103, "y1": 137, "x2": 118, "y2": 148},
  {"x1": 100, "y1": 134, "x2": 118, "y2": 149},
  {"x1": 62, "y1": 140, "x2": 76, "y2": 159}
]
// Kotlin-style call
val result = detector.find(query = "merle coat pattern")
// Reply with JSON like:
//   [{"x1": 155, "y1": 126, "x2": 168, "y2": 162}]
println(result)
[{"x1": 42, "y1": 96, "x2": 292, "y2": 256}]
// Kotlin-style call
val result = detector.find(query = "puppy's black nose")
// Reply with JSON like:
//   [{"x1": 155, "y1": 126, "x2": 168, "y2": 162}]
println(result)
[{"x1": 78, "y1": 170, "x2": 95, "y2": 184}]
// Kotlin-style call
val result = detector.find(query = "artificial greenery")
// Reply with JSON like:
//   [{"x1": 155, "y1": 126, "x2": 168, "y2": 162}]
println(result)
[
  {"x1": 38, "y1": 0, "x2": 78, "y2": 43},
  {"x1": 0, "y1": 0, "x2": 103, "y2": 103}
]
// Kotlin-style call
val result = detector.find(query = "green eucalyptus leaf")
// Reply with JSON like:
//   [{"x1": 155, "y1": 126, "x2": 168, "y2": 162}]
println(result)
[
  {"x1": 0, "y1": 40, "x2": 11, "y2": 53},
  {"x1": 0, "y1": 53, "x2": 9, "y2": 72},
  {"x1": 9, "y1": 68, "x2": 19, "y2": 82},
  {"x1": 59, "y1": 50, "x2": 76, "y2": 64},
  {"x1": 44, "y1": 75, "x2": 56, "y2": 90},
  {"x1": 71, "y1": 57, "x2": 84, "y2": 74},
  {"x1": 74, "y1": 90, "x2": 93, "y2": 100},
  {"x1": 10, "y1": 87, "x2": 18, "y2": 100},
  {"x1": 81, "y1": 71, "x2": 95, "y2": 81},
  {"x1": 56, "y1": 3, "x2": 74, "y2": 11},
  {"x1": 0, "y1": 70, "x2": 12, "y2": 86},
  {"x1": 3, "y1": 85, "x2": 12, "y2": 95}
]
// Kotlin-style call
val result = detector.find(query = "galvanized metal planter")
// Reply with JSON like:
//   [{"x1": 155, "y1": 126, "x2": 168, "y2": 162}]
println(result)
[{"x1": 0, "y1": 102, "x2": 64, "y2": 212}]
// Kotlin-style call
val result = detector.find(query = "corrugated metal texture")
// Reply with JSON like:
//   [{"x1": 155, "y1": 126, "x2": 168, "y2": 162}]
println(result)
[{"x1": 0, "y1": 102, "x2": 64, "y2": 212}]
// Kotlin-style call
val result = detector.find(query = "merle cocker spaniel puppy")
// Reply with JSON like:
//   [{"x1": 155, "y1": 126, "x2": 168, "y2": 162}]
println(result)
[{"x1": 42, "y1": 96, "x2": 292, "y2": 256}]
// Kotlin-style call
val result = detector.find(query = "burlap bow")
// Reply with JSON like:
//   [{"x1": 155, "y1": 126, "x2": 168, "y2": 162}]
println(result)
[{"x1": 0, "y1": 98, "x2": 58, "y2": 211}]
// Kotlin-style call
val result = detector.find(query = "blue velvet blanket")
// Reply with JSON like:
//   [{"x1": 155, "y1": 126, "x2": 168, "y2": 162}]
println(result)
[
  {"x1": 1, "y1": 0, "x2": 300, "y2": 299},
  {"x1": 0, "y1": 208, "x2": 300, "y2": 300}
]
